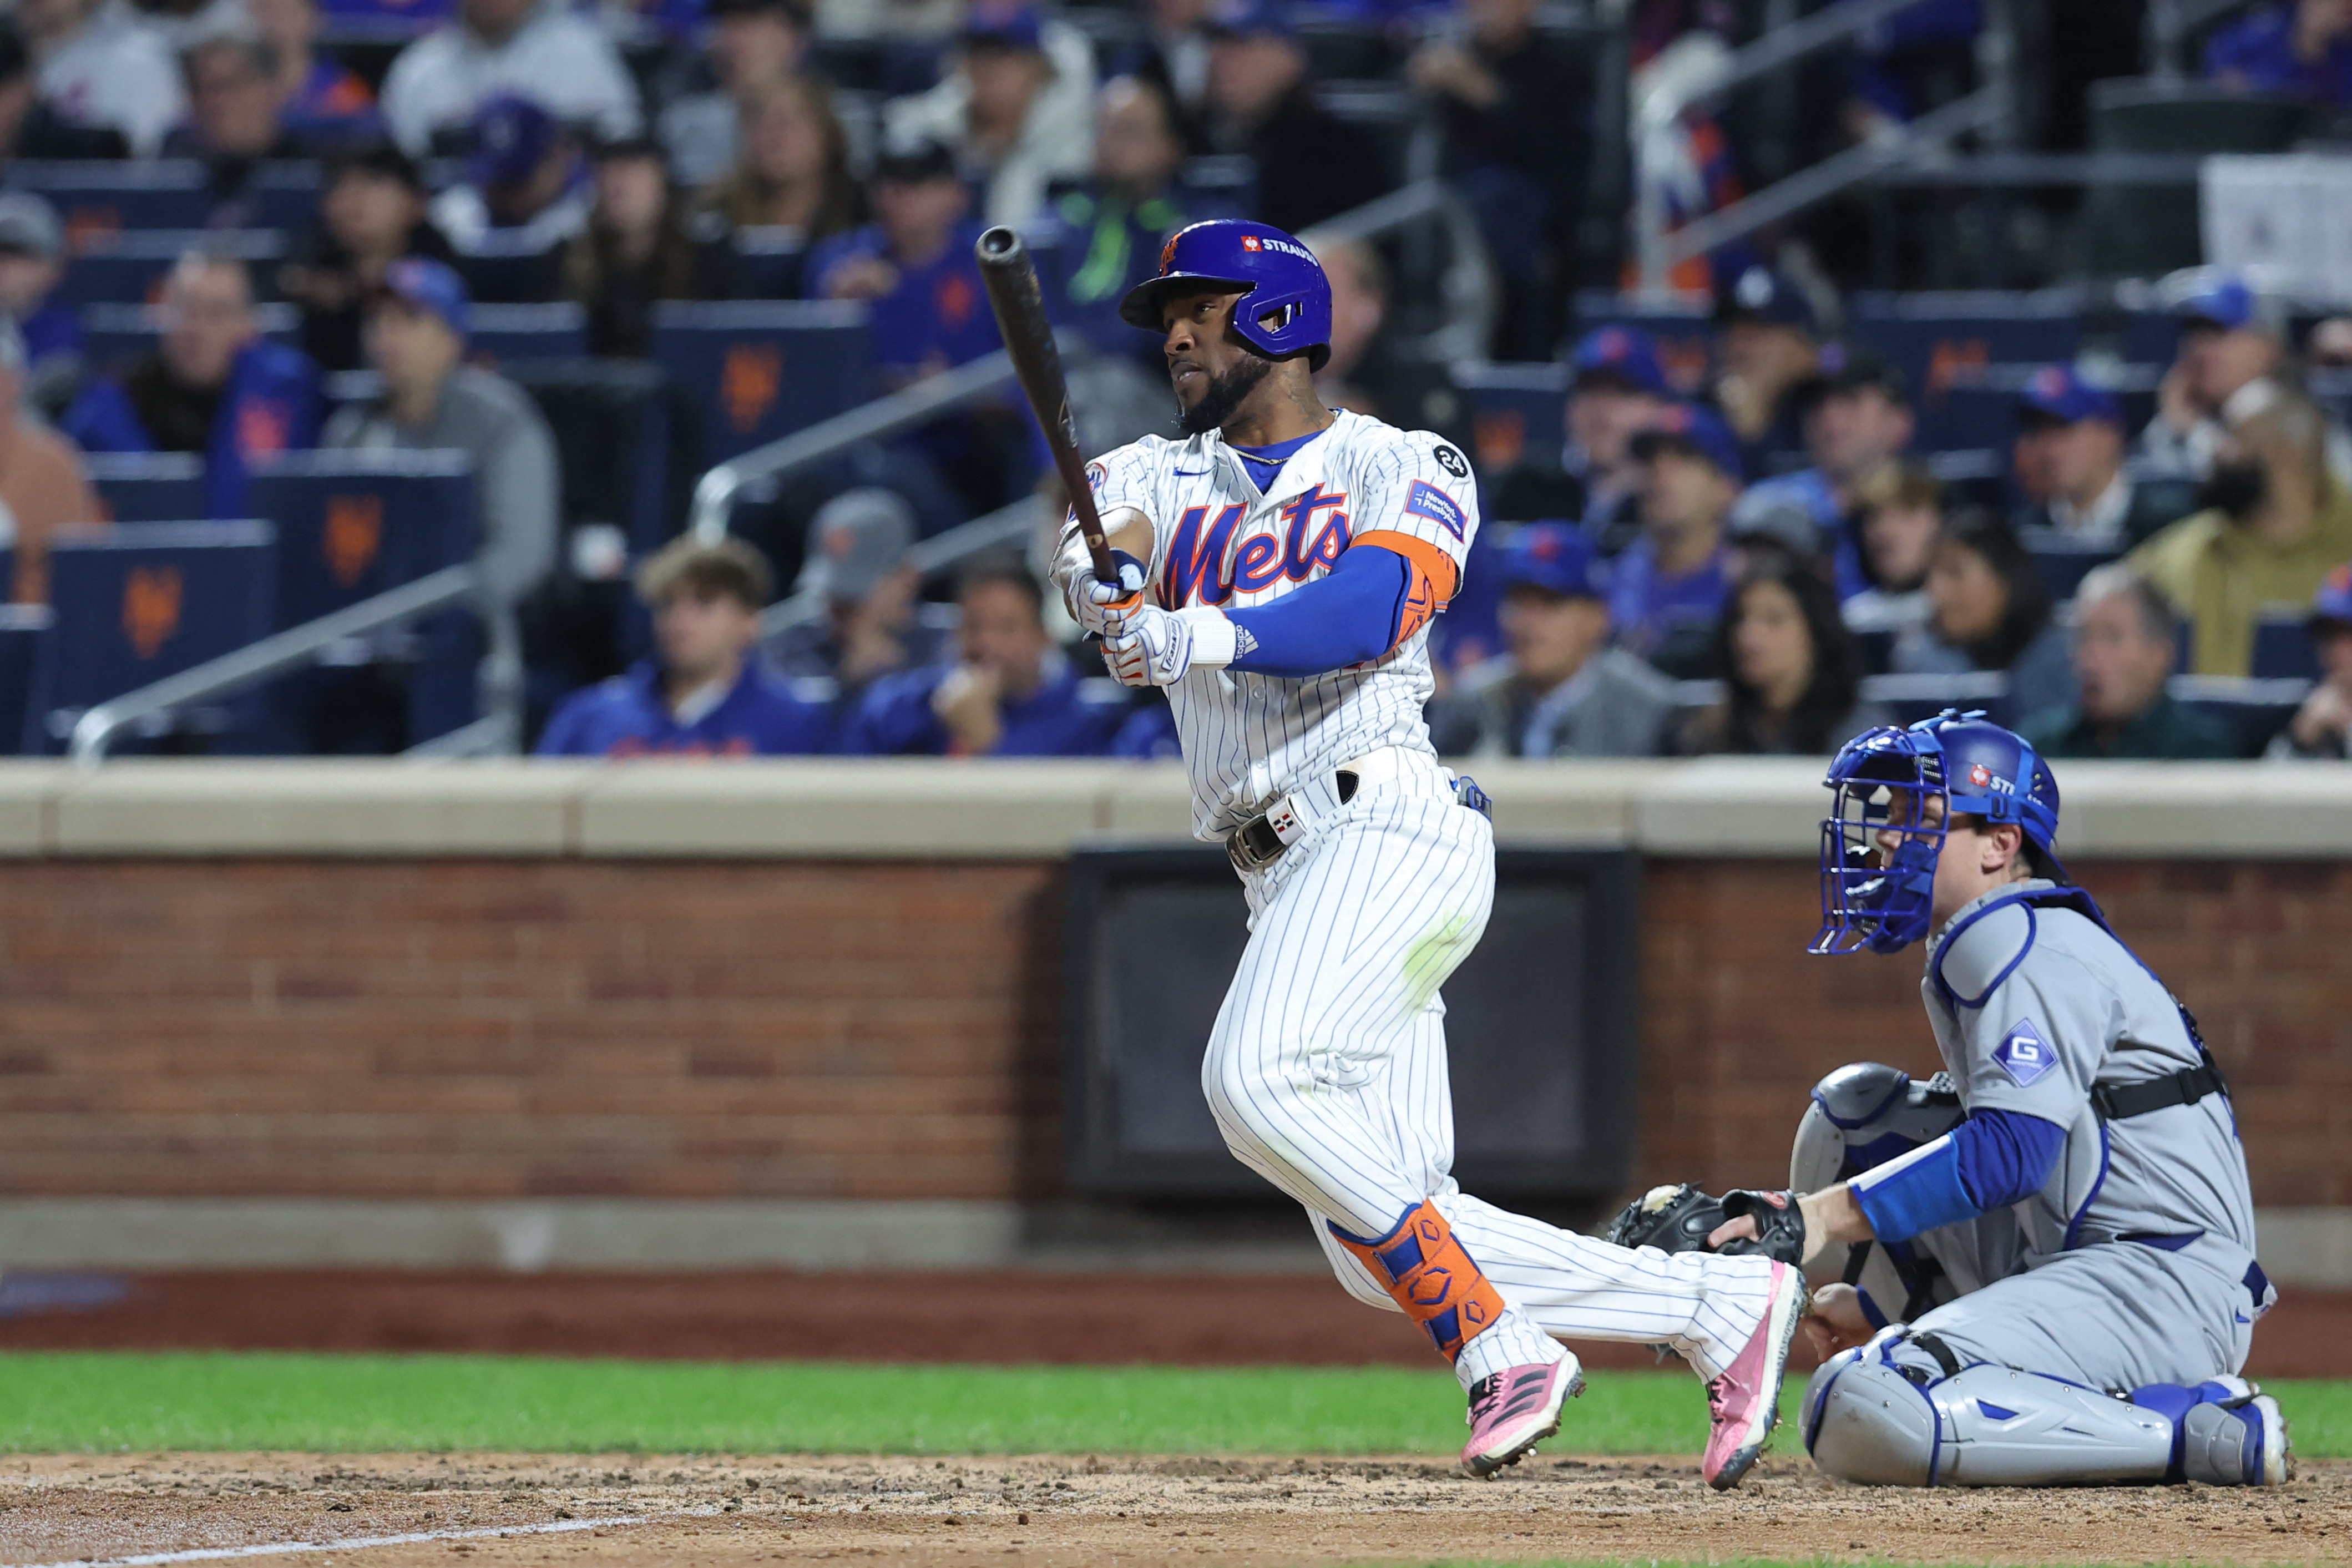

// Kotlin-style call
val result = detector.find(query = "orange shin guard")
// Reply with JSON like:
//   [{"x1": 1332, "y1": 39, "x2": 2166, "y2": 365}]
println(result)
[{"x1": 1329, "y1": 1201, "x2": 1508, "y2": 1363}]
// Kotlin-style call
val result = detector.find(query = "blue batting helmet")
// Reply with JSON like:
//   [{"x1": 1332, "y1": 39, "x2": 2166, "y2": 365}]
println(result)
[
  {"x1": 1119, "y1": 219, "x2": 1333, "y2": 372},
  {"x1": 1813, "y1": 709, "x2": 2065, "y2": 955}
]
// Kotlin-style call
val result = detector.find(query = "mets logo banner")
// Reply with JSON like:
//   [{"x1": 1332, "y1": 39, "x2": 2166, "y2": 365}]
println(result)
[
  {"x1": 323, "y1": 494, "x2": 385, "y2": 589},
  {"x1": 721, "y1": 343, "x2": 785, "y2": 433},
  {"x1": 122, "y1": 565, "x2": 183, "y2": 659}
]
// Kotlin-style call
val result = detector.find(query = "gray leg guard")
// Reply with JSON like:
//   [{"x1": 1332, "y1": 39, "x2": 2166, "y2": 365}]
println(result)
[{"x1": 1804, "y1": 1335, "x2": 2173, "y2": 1487}]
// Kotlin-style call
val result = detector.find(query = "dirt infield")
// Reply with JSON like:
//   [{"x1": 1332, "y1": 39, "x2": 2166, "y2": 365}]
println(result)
[
  {"x1": 0, "y1": 1450, "x2": 2341, "y2": 1567},
  {"x1": 1, "y1": 1271, "x2": 2346, "y2": 1376}
]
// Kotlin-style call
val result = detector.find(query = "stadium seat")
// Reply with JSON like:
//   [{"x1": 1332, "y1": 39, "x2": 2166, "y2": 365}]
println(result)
[
  {"x1": 11, "y1": 161, "x2": 215, "y2": 236},
  {"x1": 453, "y1": 245, "x2": 566, "y2": 307},
  {"x1": 2252, "y1": 612, "x2": 2319, "y2": 681},
  {"x1": 503, "y1": 358, "x2": 680, "y2": 555},
  {"x1": 0, "y1": 603, "x2": 52, "y2": 754},
  {"x1": 1845, "y1": 292, "x2": 2084, "y2": 428},
  {"x1": 466, "y1": 302, "x2": 590, "y2": 366},
  {"x1": 79, "y1": 302, "x2": 300, "y2": 377},
  {"x1": 2017, "y1": 528, "x2": 2118, "y2": 603},
  {"x1": 651, "y1": 300, "x2": 874, "y2": 465},
  {"x1": 2170, "y1": 675, "x2": 2307, "y2": 757},
  {"x1": 246, "y1": 450, "x2": 476, "y2": 630},
  {"x1": 1453, "y1": 361, "x2": 1567, "y2": 475},
  {"x1": 42, "y1": 520, "x2": 276, "y2": 725},
  {"x1": 721, "y1": 227, "x2": 809, "y2": 301},
  {"x1": 87, "y1": 452, "x2": 209, "y2": 523},
  {"x1": 55, "y1": 230, "x2": 289, "y2": 308}
]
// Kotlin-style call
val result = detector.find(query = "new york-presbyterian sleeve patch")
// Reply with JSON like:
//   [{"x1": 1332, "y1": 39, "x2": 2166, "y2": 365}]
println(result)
[
  {"x1": 1991, "y1": 1018, "x2": 2055, "y2": 1087},
  {"x1": 1404, "y1": 479, "x2": 1468, "y2": 539}
]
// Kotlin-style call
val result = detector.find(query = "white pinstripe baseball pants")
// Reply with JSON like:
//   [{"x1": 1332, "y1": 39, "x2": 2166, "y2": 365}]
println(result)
[{"x1": 1201, "y1": 767, "x2": 1779, "y2": 1388}]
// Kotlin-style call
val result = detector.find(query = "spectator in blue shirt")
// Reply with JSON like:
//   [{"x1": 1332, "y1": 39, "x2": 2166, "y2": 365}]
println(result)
[
  {"x1": 537, "y1": 535, "x2": 832, "y2": 757},
  {"x1": 62, "y1": 251, "x2": 323, "y2": 521},
  {"x1": 841, "y1": 559, "x2": 1128, "y2": 756},
  {"x1": 810, "y1": 133, "x2": 1000, "y2": 382},
  {"x1": 0, "y1": 193, "x2": 82, "y2": 416},
  {"x1": 2205, "y1": 1, "x2": 2352, "y2": 105},
  {"x1": 1739, "y1": 354, "x2": 1915, "y2": 600},
  {"x1": 1612, "y1": 401, "x2": 1744, "y2": 679}
]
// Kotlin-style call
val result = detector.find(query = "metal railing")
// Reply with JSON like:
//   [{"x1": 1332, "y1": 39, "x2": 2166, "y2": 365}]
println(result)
[
  {"x1": 67, "y1": 565, "x2": 498, "y2": 763},
  {"x1": 1632, "y1": 0, "x2": 2016, "y2": 294},
  {"x1": 2145, "y1": 0, "x2": 2253, "y2": 82}
]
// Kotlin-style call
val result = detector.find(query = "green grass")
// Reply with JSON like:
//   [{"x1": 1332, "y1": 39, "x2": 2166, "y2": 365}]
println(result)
[{"x1": 0, "y1": 1353, "x2": 2343, "y2": 1458}]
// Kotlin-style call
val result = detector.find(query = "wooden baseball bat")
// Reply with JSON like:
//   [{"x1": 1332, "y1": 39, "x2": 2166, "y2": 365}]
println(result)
[{"x1": 974, "y1": 225, "x2": 1119, "y2": 584}]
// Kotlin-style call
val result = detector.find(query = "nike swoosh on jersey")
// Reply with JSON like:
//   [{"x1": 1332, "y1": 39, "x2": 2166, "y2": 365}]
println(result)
[{"x1": 1172, "y1": 468, "x2": 1211, "y2": 477}]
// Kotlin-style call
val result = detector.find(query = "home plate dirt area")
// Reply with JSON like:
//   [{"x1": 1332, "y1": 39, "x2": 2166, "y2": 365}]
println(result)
[{"x1": 0, "y1": 1453, "x2": 2342, "y2": 1568}]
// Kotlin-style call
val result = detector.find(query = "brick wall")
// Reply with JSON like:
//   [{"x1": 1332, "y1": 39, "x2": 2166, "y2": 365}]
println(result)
[{"x1": 1, "y1": 857, "x2": 2345, "y2": 1207}]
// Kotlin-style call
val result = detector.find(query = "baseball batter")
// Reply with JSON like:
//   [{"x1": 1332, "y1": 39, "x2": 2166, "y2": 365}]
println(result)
[
  {"x1": 1048, "y1": 220, "x2": 1804, "y2": 1486},
  {"x1": 1677, "y1": 711, "x2": 2289, "y2": 1487}
]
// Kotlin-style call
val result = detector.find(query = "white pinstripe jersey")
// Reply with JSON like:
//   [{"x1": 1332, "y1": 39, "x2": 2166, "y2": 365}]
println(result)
[{"x1": 1074, "y1": 409, "x2": 1479, "y2": 840}]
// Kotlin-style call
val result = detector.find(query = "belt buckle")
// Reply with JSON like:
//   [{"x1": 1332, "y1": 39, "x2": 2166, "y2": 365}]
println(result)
[{"x1": 1226, "y1": 794, "x2": 1307, "y2": 874}]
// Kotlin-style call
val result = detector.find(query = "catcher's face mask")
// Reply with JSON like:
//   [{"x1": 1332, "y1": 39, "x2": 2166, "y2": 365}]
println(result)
[{"x1": 1813, "y1": 730, "x2": 1949, "y2": 956}]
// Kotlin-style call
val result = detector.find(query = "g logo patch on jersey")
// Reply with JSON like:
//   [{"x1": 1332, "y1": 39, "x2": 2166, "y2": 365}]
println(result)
[{"x1": 1992, "y1": 1018, "x2": 2055, "y2": 1087}]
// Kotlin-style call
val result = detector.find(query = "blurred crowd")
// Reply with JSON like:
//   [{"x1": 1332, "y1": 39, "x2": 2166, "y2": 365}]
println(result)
[{"x1": 0, "y1": 0, "x2": 2346, "y2": 763}]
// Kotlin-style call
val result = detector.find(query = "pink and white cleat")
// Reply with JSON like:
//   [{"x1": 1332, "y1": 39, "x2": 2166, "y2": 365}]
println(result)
[
  {"x1": 1702, "y1": 1260, "x2": 1805, "y2": 1491},
  {"x1": 1461, "y1": 1354, "x2": 1584, "y2": 1478}
]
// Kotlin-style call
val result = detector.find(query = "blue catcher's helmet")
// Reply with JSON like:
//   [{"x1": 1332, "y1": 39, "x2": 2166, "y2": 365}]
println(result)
[
  {"x1": 1119, "y1": 219, "x2": 1333, "y2": 371},
  {"x1": 1813, "y1": 709, "x2": 2066, "y2": 955}
]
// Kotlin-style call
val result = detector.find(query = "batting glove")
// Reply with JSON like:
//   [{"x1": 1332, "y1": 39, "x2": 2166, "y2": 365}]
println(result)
[
  {"x1": 1105, "y1": 605, "x2": 1240, "y2": 687},
  {"x1": 1074, "y1": 557, "x2": 1147, "y2": 640}
]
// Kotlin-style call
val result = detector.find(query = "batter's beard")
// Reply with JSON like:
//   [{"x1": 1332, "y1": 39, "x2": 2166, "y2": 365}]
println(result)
[{"x1": 1177, "y1": 355, "x2": 1272, "y2": 436}]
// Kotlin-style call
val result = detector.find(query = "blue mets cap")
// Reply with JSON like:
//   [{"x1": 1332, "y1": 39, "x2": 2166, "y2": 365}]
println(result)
[
  {"x1": 2017, "y1": 363, "x2": 2122, "y2": 427},
  {"x1": 1630, "y1": 400, "x2": 1744, "y2": 481},
  {"x1": 1569, "y1": 326, "x2": 1669, "y2": 397},
  {"x1": 376, "y1": 255, "x2": 472, "y2": 342},
  {"x1": 2181, "y1": 275, "x2": 2259, "y2": 332},
  {"x1": 1501, "y1": 522, "x2": 1604, "y2": 600},
  {"x1": 962, "y1": 0, "x2": 1043, "y2": 50},
  {"x1": 1716, "y1": 264, "x2": 1820, "y2": 337},
  {"x1": 468, "y1": 93, "x2": 563, "y2": 189},
  {"x1": 2313, "y1": 562, "x2": 2352, "y2": 628}
]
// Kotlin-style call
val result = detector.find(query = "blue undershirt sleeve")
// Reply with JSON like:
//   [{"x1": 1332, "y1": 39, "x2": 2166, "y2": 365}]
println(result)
[
  {"x1": 1848, "y1": 1108, "x2": 2066, "y2": 1242},
  {"x1": 1222, "y1": 546, "x2": 1412, "y2": 678}
]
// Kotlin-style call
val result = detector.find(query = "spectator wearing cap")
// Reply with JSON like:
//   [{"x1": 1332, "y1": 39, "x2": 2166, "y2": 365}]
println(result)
[
  {"x1": 1740, "y1": 353, "x2": 1914, "y2": 600},
  {"x1": 1203, "y1": 0, "x2": 1385, "y2": 236},
  {"x1": 703, "y1": 78, "x2": 860, "y2": 296},
  {"x1": 2019, "y1": 564, "x2": 2235, "y2": 761},
  {"x1": 561, "y1": 137, "x2": 719, "y2": 358},
  {"x1": 2011, "y1": 363, "x2": 2193, "y2": 551},
  {"x1": 1892, "y1": 508, "x2": 2076, "y2": 720},
  {"x1": 538, "y1": 536, "x2": 832, "y2": 757},
  {"x1": 2204, "y1": 0, "x2": 2352, "y2": 105},
  {"x1": 1407, "y1": 0, "x2": 1588, "y2": 360},
  {"x1": 0, "y1": 316, "x2": 100, "y2": 606},
  {"x1": 2139, "y1": 276, "x2": 2288, "y2": 483},
  {"x1": 281, "y1": 144, "x2": 461, "y2": 373},
  {"x1": 62, "y1": 252, "x2": 323, "y2": 523},
  {"x1": 810, "y1": 134, "x2": 998, "y2": 381},
  {"x1": 657, "y1": 0, "x2": 811, "y2": 190},
  {"x1": 1613, "y1": 401, "x2": 1743, "y2": 678},
  {"x1": 0, "y1": 16, "x2": 130, "y2": 158},
  {"x1": 2269, "y1": 563, "x2": 2352, "y2": 757},
  {"x1": 1493, "y1": 326, "x2": 1672, "y2": 557},
  {"x1": 772, "y1": 485, "x2": 952, "y2": 694},
  {"x1": 16, "y1": 0, "x2": 184, "y2": 156},
  {"x1": 1839, "y1": 458, "x2": 1940, "y2": 654},
  {"x1": 380, "y1": 0, "x2": 640, "y2": 158},
  {"x1": 883, "y1": 0, "x2": 1095, "y2": 229},
  {"x1": 1049, "y1": 75, "x2": 1236, "y2": 365},
  {"x1": 1673, "y1": 552, "x2": 1889, "y2": 757},
  {"x1": 246, "y1": 0, "x2": 378, "y2": 142},
  {"x1": 325, "y1": 257, "x2": 558, "y2": 620},
  {"x1": 2129, "y1": 384, "x2": 2352, "y2": 677},
  {"x1": 1710, "y1": 264, "x2": 1825, "y2": 471},
  {"x1": 1426, "y1": 522, "x2": 1675, "y2": 759},
  {"x1": 0, "y1": 193, "x2": 82, "y2": 414},
  {"x1": 841, "y1": 559, "x2": 1127, "y2": 756},
  {"x1": 433, "y1": 94, "x2": 595, "y2": 262}
]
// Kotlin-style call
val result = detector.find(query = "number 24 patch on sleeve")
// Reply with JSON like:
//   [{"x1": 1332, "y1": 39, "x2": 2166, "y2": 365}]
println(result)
[
  {"x1": 1992, "y1": 1018, "x2": 2055, "y2": 1086},
  {"x1": 1404, "y1": 479, "x2": 1468, "y2": 539}
]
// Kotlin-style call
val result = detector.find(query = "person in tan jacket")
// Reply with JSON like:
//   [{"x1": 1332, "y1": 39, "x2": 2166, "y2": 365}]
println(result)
[
  {"x1": 0, "y1": 315, "x2": 101, "y2": 604},
  {"x1": 2127, "y1": 384, "x2": 2352, "y2": 677}
]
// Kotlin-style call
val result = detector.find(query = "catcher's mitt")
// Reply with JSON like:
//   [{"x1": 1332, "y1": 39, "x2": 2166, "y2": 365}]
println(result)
[
  {"x1": 1603, "y1": 1182, "x2": 1731, "y2": 1254},
  {"x1": 1602, "y1": 1183, "x2": 1810, "y2": 1266}
]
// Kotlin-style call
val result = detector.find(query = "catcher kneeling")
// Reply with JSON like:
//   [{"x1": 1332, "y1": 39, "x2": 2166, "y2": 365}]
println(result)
[{"x1": 1610, "y1": 711, "x2": 2288, "y2": 1488}]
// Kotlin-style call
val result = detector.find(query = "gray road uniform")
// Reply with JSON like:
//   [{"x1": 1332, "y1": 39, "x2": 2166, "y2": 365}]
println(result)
[{"x1": 1795, "y1": 879, "x2": 2281, "y2": 1487}]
